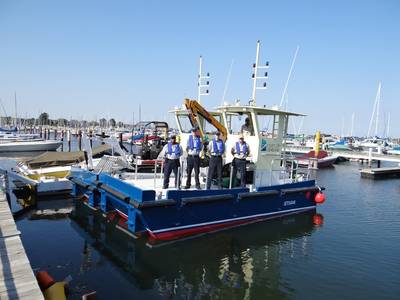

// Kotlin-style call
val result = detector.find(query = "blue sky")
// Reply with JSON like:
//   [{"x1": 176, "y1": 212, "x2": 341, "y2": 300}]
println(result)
[{"x1": 0, "y1": 0, "x2": 399, "y2": 136}]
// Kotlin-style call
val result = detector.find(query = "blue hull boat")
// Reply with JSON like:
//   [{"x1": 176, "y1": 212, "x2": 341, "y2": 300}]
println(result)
[
  {"x1": 70, "y1": 170, "x2": 323, "y2": 243},
  {"x1": 70, "y1": 41, "x2": 326, "y2": 243}
]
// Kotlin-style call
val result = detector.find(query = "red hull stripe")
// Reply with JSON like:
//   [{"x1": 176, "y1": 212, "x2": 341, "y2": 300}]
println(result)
[
  {"x1": 87, "y1": 199, "x2": 315, "y2": 242},
  {"x1": 152, "y1": 206, "x2": 316, "y2": 234},
  {"x1": 149, "y1": 208, "x2": 313, "y2": 241}
]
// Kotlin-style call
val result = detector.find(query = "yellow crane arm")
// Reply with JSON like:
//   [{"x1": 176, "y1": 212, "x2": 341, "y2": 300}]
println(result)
[{"x1": 184, "y1": 99, "x2": 227, "y2": 141}]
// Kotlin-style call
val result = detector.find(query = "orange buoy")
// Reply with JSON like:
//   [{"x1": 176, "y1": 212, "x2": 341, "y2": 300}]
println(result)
[
  {"x1": 313, "y1": 214, "x2": 324, "y2": 226},
  {"x1": 36, "y1": 270, "x2": 55, "y2": 290},
  {"x1": 314, "y1": 192, "x2": 326, "y2": 204}
]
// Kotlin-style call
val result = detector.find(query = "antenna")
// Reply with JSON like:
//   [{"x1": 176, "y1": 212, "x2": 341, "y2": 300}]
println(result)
[
  {"x1": 279, "y1": 45, "x2": 300, "y2": 109},
  {"x1": 221, "y1": 59, "x2": 234, "y2": 105},
  {"x1": 197, "y1": 56, "x2": 210, "y2": 104},
  {"x1": 251, "y1": 40, "x2": 269, "y2": 105}
]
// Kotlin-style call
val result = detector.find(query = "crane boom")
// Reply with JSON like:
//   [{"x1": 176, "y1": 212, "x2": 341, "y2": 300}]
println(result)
[{"x1": 184, "y1": 99, "x2": 227, "y2": 141}]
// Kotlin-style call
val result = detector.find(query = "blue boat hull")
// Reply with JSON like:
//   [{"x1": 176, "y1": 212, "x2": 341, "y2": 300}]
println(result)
[{"x1": 70, "y1": 170, "x2": 322, "y2": 242}]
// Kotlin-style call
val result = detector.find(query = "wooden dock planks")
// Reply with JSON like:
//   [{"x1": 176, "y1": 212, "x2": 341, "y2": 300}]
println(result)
[{"x1": 0, "y1": 190, "x2": 43, "y2": 300}]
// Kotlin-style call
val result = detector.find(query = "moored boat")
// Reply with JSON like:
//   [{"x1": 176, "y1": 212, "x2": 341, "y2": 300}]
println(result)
[
  {"x1": 69, "y1": 41, "x2": 326, "y2": 244},
  {"x1": 0, "y1": 139, "x2": 62, "y2": 152},
  {"x1": 297, "y1": 150, "x2": 337, "y2": 168}
]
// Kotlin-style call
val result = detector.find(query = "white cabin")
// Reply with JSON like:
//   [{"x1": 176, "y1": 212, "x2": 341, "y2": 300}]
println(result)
[{"x1": 172, "y1": 102, "x2": 305, "y2": 187}]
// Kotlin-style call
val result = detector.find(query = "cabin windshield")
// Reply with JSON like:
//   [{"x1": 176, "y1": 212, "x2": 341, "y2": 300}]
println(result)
[
  {"x1": 177, "y1": 115, "x2": 192, "y2": 133},
  {"x1": 225, "y1": 112, "x2": 254, "y2": 136},
  {"x1": 199, "y1": 115, "x2": 222, "y2": 135},
  {"x1": 257, "y1": 114, "x2": 280, "y2": 138}
]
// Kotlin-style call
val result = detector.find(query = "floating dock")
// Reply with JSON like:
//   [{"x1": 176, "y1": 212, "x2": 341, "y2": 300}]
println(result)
[
  {"x1": 0, "y1": 190, "x2": 43, "y2": 300},
  {"x1": 360, "y1": 167, "x2": 400, "y2": 179},
  {"x1": 286, "y1": 146, "x2": 400, "y2": 164}
]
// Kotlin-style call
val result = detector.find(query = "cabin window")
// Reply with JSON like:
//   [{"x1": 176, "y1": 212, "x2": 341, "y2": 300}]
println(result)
[
  {"x1": 177, "y1": 115, "x2": 192, "y2": 133},
  {"x1": 201, "y1": 115, "x2": 222, "y2": 135},
  {"x1": 225, "y1": 113, "x2": 254, "y2": 135},
  {"x1": 257, "y1": 114, "x2": 279, "y2": 138}
]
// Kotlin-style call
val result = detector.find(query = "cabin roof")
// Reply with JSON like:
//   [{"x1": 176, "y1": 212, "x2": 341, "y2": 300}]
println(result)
[
  {"x1": 216, "y1": 105, "x2": 305, "y2": 116},
  {"x1": 169, "y1": 108, "x2": 220, "y2": 116},
  {"x1": 169, "y1": 105, "x2": 305, "y2": 117}
]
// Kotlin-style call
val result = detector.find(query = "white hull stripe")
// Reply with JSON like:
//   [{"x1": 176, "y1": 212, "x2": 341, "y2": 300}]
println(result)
[
  {"x1": 152, "y1": 206, "x2": 316, "y2": 233},
  {"x1": 116, "y1": 209, "x2": 128, "y2": 218}
]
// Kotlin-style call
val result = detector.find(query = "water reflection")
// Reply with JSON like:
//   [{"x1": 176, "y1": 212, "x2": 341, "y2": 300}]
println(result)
[{"x1": 71, "y1": 202, "x2": 319, "y2": 299}]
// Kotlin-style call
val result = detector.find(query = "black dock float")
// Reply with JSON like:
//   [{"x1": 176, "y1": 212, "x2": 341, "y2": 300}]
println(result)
[{"x1": 360, "y1": 167, "x2": 400, "y2": 179}]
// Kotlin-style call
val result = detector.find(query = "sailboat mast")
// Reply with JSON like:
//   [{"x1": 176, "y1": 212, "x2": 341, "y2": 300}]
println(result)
[
  {"x1": 221, "y1": 59, "x2": 234, "y2": 105},
  {"x1": 14, "y1": 91, "x2": 18, "y2": 130},
  {"x1": 374, "y1": 82, "x2": 381, "y2": 137},
  {"x1": 386, "y1": 112, "x2": 390, "y2": 138},
  {"x1": 350, "y1": 112, "x2": 355, "y2": 137},
  {"x1": 279, "y1": 45, "x2": 300, "y2": 109},
  {"x1": 341, "y1": 116, "x2": 344, "y2": 137}
]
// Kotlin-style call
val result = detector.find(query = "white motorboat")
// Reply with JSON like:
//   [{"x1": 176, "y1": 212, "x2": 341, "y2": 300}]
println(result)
[{"x1": 0, "y1": 139, "x2": 62, "y2": 152}]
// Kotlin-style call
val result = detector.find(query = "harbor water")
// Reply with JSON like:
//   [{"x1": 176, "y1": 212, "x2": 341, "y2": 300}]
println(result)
[{"x1": 3, "y1": 159, "x2": 400, "y2": 299}]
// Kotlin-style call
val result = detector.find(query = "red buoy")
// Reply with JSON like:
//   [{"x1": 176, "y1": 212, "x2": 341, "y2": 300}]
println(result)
[
  {"x1": 36, "y1": 271, "x2": 55, "y2": 290},
  {"x1": 313, "y1": 214, "x2": 324, "y2": 226},
  {"x1": 314, "y1": 192, "x2": 326, "y2": 204}
]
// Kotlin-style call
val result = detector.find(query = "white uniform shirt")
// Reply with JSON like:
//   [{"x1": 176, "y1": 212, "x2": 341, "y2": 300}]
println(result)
[
  {"x1": 232, "y1": 142, "x2": 250, "y2": 159},
  {"x1": 208, "y1": 138, "x2": 225, "y2": 156},
  {"x1": 161, "y1": 143, "x2": 183, "y2": 160},
  {"x1": 187, "y1": 135, "x2": 202, "y2": 156}
]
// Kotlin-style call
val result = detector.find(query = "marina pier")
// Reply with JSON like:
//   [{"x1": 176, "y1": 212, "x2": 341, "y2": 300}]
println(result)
[
  {"x1": 0, "y1": 189, "x2": 43, "y2": 300},
  {"x1": 0, "y1": 1, "x2": 399, "y2": 298},
  {"x1": 286, "y1": 146, "x2": 400, "y2": 165}
]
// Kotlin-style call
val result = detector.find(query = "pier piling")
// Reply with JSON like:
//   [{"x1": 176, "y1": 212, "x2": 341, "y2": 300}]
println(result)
[
  {"x1": 89, "y1": 130, "x2": 93, "y2": 148},
  {"x1": 61, "y1": 130, "x2": 64, "y2": 151},
  {"x1": 67, "y1": 130, "x2": 71, "y2": 152},
  {"x1": 78, "y1": 130, "x2": 82, "y2": 151}
]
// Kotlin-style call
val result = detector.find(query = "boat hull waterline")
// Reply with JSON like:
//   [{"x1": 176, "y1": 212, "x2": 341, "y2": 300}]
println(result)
[{"x1": 71, "y1": 171, "x2": 323, "y2": 243}]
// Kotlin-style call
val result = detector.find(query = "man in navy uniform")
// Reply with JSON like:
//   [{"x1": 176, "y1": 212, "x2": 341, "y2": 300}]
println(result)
[
  {"x1": 241, "y1": 117, "x2": 254, "y2": 135},
  {"x1": 161, "y1": 135, "x2": 183, "y2": 189},
  {"x1": 185, "y1": 127, "x2": 202, "y2": 189},
  {"x1": 231, "y1": 135, "x2": 250, "y2": 187},
  {"x1": 206, "y1": 131, "x2": 225, "y2": 189}
]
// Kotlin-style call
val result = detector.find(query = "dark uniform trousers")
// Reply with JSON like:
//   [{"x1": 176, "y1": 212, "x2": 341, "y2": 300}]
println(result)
[
  {"x1": 206, "y1": 156, "x2": 223, "y2": 189},
  {"x1": 186, "y1": 155, "x2": 200, "y2": 188},
  {"x1": 232, "y1": 158, "x2": 246, "y2": 187},
  {"x1": 163, "y1": 159, "x2": 180, "y2": 189}
]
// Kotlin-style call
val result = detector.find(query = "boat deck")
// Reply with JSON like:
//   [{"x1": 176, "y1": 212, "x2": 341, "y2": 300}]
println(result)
[
  {"x1": 0, "y1": 190, "x2": 43, "y2": 300},
  {"x1": 122, "y1": 174, "x2": 206, "y2": 199}
]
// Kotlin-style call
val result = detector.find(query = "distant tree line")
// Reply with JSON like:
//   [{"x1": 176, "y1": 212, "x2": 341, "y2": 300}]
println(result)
[{"x1": 0, "y1": 112, "x2": 126, "y2": 128}]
